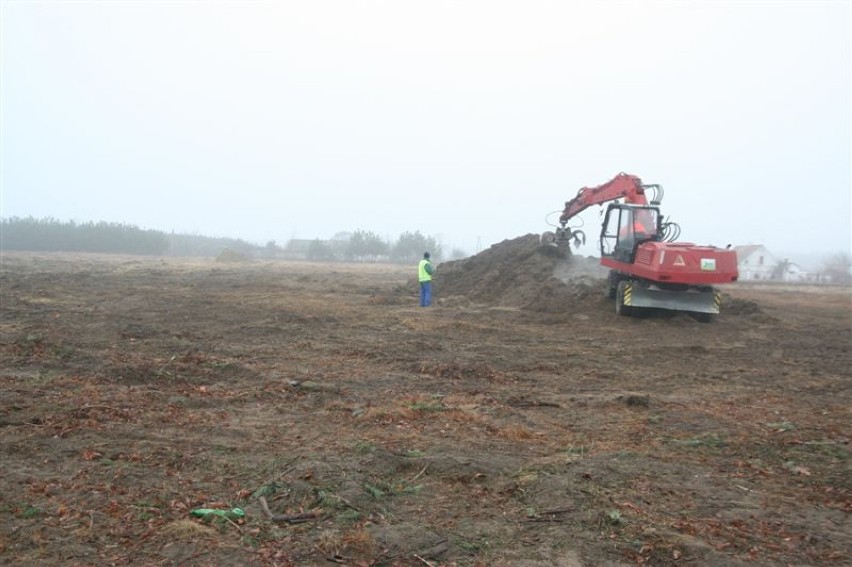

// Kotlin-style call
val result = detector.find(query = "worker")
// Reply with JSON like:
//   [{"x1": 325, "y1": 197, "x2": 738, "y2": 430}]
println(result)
[
  {"x1": 418, "y1": 252, "x2": 435, "y2": 307},
  {"x1": 633, "y1": 209, "x2": 656, "y2": 238},
  {"x1": 619, "y1": 211, "x2": 654, "y2": 241},
  {"x1": 619, "y1": 220, "x2": 646, "y2": 239}
]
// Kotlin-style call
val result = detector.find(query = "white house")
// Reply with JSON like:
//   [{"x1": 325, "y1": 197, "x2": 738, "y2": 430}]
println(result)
[
  {"x1": 734, "y1": 245, "x2": 809, "y2": 282},
  {"x1": 784, "y1": 263, "x2": 812, "y2": 282},
  {"x1": 735, "y1": 245, "x2": 779, "y2": 280}
]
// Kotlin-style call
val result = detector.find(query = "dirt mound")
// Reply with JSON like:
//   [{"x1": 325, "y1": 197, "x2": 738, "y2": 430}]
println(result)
[
  {"x1": 435, "y1": 234, "x2": 606, "y2": 312},
  {"x1": 216, "y1": 248, "x2": 249, "y2": 262}
]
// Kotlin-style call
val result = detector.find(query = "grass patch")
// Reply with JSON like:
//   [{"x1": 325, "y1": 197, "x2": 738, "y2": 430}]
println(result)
[
  {"x1": 606, "y1": 509, "x2": 623, "y2": 525},
  {"x1": 353, "y1": 440, "x2": 375, "y2": 454},
  {"x1": 614, "y1": 450, "x2": 640, "y2": 459},
  {"x1": 671, "y1": 434, "x2": 727, "y2": 449},
  {"x1": 454, "y1": 534, "x2": 491, "y2": 554},
  {"x1": 409, "y1": 401, "x2": 446, "y2": 412},
  {"x1": 364, "y1": 483, "x2": 386, "y2": 499},
  {"x1": 363, "y1": 479, "x2": 423, "y2": 500},
  {"x1": 133, "y1": 501, "x2": 162, "y2": 521},
  {"x1": 4, "y1": 503, "x2": 45, "y2": 520},
  {"x1": 20, "y1": 505, "x2": 42, "y2": 519},
  {"x1": 336, "y1": 509, "x2": 362, "y2": 524},
  {"x1": 49, "y1": 344, "x2": 76, "y2": 359},
  {"x1": 251, "y1": 481, "x2": 281, "y2": 500}
]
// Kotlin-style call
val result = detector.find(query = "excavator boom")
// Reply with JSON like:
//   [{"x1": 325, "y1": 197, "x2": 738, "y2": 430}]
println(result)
[
  {"x1": 558, "y1": 172, "x2": 653, "y2": 224},
  {"x1": 545, "y1": 172, "x2": 664, "y2": 248}
]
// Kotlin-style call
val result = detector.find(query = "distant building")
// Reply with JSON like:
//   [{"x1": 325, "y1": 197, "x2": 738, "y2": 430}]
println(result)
[
  {"x1": 735, "y1": 245, "x2": 777, "y2": 280},
  {"x1": 783, "y1": 263, "x2": 810, "y2": 282},
  {"x1": 734, "y1": 244, "x2": 809, "y2": 282}
]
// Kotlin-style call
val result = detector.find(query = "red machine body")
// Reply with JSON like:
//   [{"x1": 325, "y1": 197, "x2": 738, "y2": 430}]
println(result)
[
  {"x1": 547, "y1": 173, "x2": 738, "y2": 318},
  {"x1": 600, "y1": 241, "x2": 739, "y2": 285}
]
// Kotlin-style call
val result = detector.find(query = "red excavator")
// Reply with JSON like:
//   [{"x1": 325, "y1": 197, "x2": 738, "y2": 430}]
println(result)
[{"x1": 543, "y1": 173, "x2": 738, "y2": 320}]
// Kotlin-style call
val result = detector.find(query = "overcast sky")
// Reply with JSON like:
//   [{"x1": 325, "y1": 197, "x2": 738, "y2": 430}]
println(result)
[{"x1": 1, "y1": 0, "x2": 849, "y2": 260}]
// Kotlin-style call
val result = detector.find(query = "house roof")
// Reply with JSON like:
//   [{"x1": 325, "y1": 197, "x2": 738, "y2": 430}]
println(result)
[{"x1": 734, "y1": 244, "x2": 765, "y2": 260}]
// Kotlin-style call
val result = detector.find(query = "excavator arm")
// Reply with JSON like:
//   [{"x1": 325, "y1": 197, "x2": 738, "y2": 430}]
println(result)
[
  {"x1": 558, "y1": 172, "x2": 654, "y2": 223},
  {"x1": 545, "y1": 172, "x2": 663, "y2": 247}
]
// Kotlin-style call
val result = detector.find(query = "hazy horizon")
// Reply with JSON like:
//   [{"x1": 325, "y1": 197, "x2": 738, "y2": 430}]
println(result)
[{"x1": 2, "y1": 1, "x2": 850, "y2": 262}]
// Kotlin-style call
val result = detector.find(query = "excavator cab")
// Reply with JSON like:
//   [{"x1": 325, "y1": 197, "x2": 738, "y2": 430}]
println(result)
[{"x1": 600, "y1": 204, "x2": 660, "y2": 263}]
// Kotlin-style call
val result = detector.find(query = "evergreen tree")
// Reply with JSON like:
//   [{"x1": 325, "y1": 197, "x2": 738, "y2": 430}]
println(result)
[{"x1": 392, "y1": 231, "x2": 442, "y2": 263}]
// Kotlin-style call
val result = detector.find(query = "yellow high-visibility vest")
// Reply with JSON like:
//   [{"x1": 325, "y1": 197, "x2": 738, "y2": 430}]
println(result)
[{"x1": 418, "y1": 259, "x2": 433, "y2": 282}]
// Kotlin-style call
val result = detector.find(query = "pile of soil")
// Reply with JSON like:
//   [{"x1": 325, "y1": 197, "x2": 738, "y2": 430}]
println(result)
[
  {"x1": 216, "y1": 248, "x2": 249, "y2": 262},
  {"x1": 435, "y1": 234, "x2": 607, "y2": 312}
]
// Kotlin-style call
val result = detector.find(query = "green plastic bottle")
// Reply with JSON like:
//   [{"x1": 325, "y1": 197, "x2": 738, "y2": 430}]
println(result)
[{"x1": 190, "y1": 507, "x2": 246, "y2": 520}]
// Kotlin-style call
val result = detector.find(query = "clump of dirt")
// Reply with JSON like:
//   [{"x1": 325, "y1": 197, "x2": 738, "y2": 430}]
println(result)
[
  {"x1": 721, "y1": 294, "x2": 763, "y2": 316},
  {"x1": 435, "y1": 234, "x2": 606, "y2": 312}
]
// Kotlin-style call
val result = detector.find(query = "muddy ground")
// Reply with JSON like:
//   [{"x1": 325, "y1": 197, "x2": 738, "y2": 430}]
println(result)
[{"x1": 0, "y1": 242, "x2": 849, "y2": 566}]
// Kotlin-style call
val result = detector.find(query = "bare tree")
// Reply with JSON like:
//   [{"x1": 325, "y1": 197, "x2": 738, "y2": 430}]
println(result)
[
  {"x1": 770, "y1": 258, "x2": 793, "y2": 281},
  {"x1": 821, "y1": 252, "x2": 852, "y2": 284}
]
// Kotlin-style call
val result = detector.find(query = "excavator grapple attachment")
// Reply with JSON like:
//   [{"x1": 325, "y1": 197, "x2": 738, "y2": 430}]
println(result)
[{"x1": 541, "y1": 227, "x2": 584, "y2": 248}]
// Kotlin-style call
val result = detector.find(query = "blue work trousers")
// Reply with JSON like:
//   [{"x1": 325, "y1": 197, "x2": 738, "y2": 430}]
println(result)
[{"x1": 419, "y1": 281, "x2": 432, "y2": 307}]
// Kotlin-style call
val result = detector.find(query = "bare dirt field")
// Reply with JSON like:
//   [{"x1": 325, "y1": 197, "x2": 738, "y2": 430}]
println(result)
[{"x1": 1, "y1": 239, "x2": 850, "y2": 566}]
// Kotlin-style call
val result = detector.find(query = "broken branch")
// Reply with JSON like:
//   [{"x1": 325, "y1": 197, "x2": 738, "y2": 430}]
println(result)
[{"x1": 259, "y1": 496, "x2": 321, "y2": 523}]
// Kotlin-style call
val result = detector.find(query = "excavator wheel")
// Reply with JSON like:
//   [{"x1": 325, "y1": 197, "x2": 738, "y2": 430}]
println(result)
[
  {"x1": 606, "y1": 271, "x2": 619, "y2": 299},
  {"x1": 615, "y1": 280, "x2": 634, "y2": 317}
]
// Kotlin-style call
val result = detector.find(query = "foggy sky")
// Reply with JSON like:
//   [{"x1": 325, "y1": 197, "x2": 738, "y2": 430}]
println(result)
[{"x1": 1, "y1": 1, "x2": 850, "y2": 262}]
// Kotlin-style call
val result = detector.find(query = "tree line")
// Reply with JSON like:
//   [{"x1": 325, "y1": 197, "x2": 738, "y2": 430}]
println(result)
[
  {"x1": 286, "y1": 229, "x2": 457, "y2": 263},
  {"x1": 0, "y1": 217, "x2": 461, "y2": 263},
  {"x1": 0, "y1": 217, "x2": 170, "y2": 255}
]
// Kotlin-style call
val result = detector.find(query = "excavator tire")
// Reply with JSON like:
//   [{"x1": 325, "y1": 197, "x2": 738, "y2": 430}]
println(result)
[
  {"x1": 616, "y1": 280, "x2": 633, "y2": 317},
  {"x1": 606, "y1": 271, "x2": 619, "y2": 299}
]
